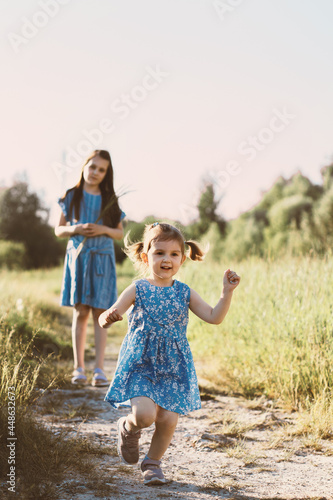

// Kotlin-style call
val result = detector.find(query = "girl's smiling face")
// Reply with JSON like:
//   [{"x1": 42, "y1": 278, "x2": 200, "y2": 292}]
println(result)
[
  {"x1": 83, "y1": 155, "x2": 109, "y2": 191},
  {"x1": 143, "y1": 239, "x2": 186, "y2": 286}
]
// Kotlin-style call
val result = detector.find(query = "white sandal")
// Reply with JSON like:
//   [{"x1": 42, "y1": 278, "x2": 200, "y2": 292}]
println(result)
[
  {"x1": 71, "y1": 367, "x2": 88, "y2": 385},
  {"x1": 92, "y1": 368, "x2": 109, "y2": 387}
]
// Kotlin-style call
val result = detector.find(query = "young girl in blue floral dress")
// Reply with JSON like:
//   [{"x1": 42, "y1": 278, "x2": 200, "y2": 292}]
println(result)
[
  {"x1": 99, "y1": 222, "x2": 240, "y2": 485},
  {"x1": 55, "y1": 150, "x2": 125, "y2": 387}
]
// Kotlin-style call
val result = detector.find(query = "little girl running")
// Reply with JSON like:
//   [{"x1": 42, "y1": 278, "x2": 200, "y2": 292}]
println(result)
[{"x1": 99, "y1": 222, "x2": 240, "y2": 485}]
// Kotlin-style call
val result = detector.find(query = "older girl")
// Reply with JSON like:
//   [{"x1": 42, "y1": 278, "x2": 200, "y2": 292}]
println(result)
[{"x1": 55, "y1": 150, "x2": 125, "y2": 387}]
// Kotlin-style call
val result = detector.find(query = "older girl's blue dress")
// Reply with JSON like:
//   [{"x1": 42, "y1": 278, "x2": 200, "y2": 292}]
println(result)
[
  {"x1": 58, "y1": 190, "x2": 125, "y2": 310},
  {"x1": 104, "y1": 279, "x2": 202, "y2": 415}
]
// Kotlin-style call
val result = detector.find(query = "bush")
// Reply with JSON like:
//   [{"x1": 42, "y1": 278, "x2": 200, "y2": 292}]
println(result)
[
  {"x1": 283, "y1": 172, "x2": 323, "y2": 201},
  {"x1": 267, "y1": 194, "x2": 313, "y2": 232},
  {"x1": 0, "y1": 302, "x2": 72, "y2": 361},
  {"x1": 0, "y1": 240, "x2": 25, "y2": 269},
  {"x1": 314, "y1": 184, "x2": 333, "y2": 242},
  {"x1": 257, "y1": 176, "x2": 287, "y2": 211},
  {"x1": 0, "y1": 182, "x2": 64, "y2": 268},
  {"x1": 320, "y1": 162, "x2": 333, "y2": 191},
  {"x1": 221, "y1": 215, "x2": 266, "y2": 260},
  {"x1": 201, "y1": 222, "x2": 224, "y2": 262},
  {"x1": 264, "y1": 216, "x2": 317, "y2": 257}
]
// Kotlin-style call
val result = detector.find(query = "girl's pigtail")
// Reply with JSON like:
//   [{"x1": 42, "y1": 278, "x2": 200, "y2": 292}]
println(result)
[
  {"x1": 123, "y1": 233, "x2": 146, "y2": 271},
  {"x1": 185, "y1": 240, "x2": 206, "y2": 262}
]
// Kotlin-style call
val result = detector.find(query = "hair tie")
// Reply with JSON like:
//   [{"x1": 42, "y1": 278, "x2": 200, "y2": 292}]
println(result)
[{"x1": 152, "y1": 222, "x2": 159, "y2": 227}]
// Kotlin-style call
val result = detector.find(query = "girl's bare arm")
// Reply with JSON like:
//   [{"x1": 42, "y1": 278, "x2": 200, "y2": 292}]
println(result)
[
  {"x1": 84, "y1": 221, "x2": 124, "y2": 240},
  {"x1": 55, "y1": 211, "x2": 124, "y2": 240},
  {"x1": 189, "y1": 269, "x2": 240, "y2": 325},
  {"x1": 98, "y1": 283, "x2": 136, "y2": 328},
  {"x1": 54, "y1": 211, "x2": 78, "y2": 238}
]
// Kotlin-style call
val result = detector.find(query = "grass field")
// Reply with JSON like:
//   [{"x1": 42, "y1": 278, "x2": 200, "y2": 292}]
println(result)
[
  {"x1": 0, "y1": 265, "x2": 129, "y2": 498},
  {"x1": 181, "y1": 253, "x2": 333, "y2": 437},
  {"x1": 1, "y1": 255, "x2": 332, "y2": 497},
  {"x1": 1, "y1": 254, "x2": 332, "y2": 439}
]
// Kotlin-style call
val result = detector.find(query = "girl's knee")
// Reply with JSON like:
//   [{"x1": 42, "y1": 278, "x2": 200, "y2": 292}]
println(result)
[
  {"x1": 155, "y1": 409, "x2": 179, "y2": 430},
  {"x1": 92, "y1": 307, "x2": 104, "y2": 320},
  {"x1": 132, "y1": 406, "x2": 156, "y2": 429},
  {"x1": 135, "y1": 414, "x2": 155, "y2": 428},
  {"x1": 74, "y1": 304, "x2": 90, "y2": 318}
]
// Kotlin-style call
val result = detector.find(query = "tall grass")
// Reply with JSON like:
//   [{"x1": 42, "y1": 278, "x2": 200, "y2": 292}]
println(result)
[
  {"x1": 0, "y1": 267, "x2": 73, "y2": 360},
  {"x1": 3, "y1": 257, "x2": 331, "y2": 415},
  {"x1": 0, "y1": 316, "x2": 56, "y2": 498},
  {"x1": 0, "y1": 267, "x2": 71, "y2": 498},
  {"x1": 0, "y1": 330, "x2": 45, "y2": 408},
  {"x1": 0, "y1": 265, "x2": 121, "y2": 498},
  {"x1": 1, "y1": 253, "x2": 332, "y2": 497},
  {"x1": 180, "y1": 254, "x2": 333, "y2": 415}
]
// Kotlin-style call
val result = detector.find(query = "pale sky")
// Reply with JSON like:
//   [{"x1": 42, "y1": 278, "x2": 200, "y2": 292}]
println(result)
[{"x1": 1, "y1": 0, "x2": 333, "y2": 225}]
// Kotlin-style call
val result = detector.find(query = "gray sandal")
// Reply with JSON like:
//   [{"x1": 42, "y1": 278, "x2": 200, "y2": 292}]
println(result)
[
  {"x1": 92, "y1": 368, "x2": 109, "y2": 387},
  {"x1": 71, "y1": 367, "x2": 87, "y2": 385}
]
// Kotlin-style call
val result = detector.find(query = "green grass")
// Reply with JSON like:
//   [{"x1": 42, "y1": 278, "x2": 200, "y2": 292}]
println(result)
[
  {"x1": 1, "y1": 255, "x2": 332, "y2": 497},
  {"x1": 0, "y1": 266, "x2": 64, "y2": 302},
  {"x1": 4, "y1": 256, "x2": 330, "y2": 420},
  {"x1": 0, "y1": 264, "x2": 128, "y2": 499},
  {"x1": 2, "y1": 257, "x2": 333, "y2": 412},
  {"x1": 180, "y1": 254, "x2": 333, "y2": 417}
]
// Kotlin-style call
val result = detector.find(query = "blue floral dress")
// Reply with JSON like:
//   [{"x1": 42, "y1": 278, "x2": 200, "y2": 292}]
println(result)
[
  {"x1": 104, "y1": 279, "x2": 202, "y2": 415},
  {"x1": 58, "y1": 190, "x2": 125, "y2": 310}
]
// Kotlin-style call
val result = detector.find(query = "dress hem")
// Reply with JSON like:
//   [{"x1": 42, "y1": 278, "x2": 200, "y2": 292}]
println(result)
[{"x1": 105, "y1": 395, "x2": 201, "y2": 416}]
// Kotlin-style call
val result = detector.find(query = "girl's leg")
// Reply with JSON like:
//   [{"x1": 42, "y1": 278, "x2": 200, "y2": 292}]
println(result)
[
  {"x1": 117, "y1": 397, "x2": 156, "y2": 465},
  {"x1": 72, "y1": 303, "x2": 90, "y2": 369},
  {"x1": 92, "y1": 307, "x2": 107, "y2": 370},
  {"x1": 147, "y1": 406, "x2": 179, "y2": 460},
  {"x1": 126, "y1": 396, "x2": 157, "y2": 431}
]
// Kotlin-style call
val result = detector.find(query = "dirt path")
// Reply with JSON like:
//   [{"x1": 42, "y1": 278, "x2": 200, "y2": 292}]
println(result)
[{"x1": 36, "y1": 355, "x2": 333, "y2": 500}]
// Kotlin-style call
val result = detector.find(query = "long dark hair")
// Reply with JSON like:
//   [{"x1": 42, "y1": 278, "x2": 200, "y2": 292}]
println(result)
[{"x1": 60, "y1": 150, "x2": 122, "y2": 228}]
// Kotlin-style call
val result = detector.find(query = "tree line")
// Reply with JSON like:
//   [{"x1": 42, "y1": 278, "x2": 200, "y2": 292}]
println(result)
[
  {"x1": 1, "y1": 162, "x2": 332, "y2": 268},
  {"x1": 0, "y1": 182, "x2": 65, "y2": 268}
]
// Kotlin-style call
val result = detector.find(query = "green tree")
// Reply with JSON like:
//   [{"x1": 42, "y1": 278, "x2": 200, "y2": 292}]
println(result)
[
  {"x1": 188, "y1": 183, "x2": 226, "y2": 240},
  {"x1": 267, "y1": 194, "x2": 313, "y2": 232},
  {"x1": 314, "y1": 184, "x2": 333, "y2": 245},
  {"x1": 222, "y1": 212, "x2": 266, "y2": 260},
  {"x1": 283, "y1": 172, "x2": 323, "y2": 200},
  {"x1": 257, "y1": 176, "x2": 287, "y2": 211},
  {"x1": 0, "y1": 240, "x2": 25, "y2": 269},
  {"x1": 0, "y1": 182, "x2": 64, "y2": 268},
  {"x1": 320, "y1": 162, "x2": 333, "y2": 191}
]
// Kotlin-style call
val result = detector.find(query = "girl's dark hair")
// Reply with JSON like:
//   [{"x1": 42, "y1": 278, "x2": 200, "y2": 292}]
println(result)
[
  {"x1": 60, "y1": 150, "x2": 122, "y2": 228},
  {"x1": 124, "y1": 222, "x2": 206, "y2": 274}
]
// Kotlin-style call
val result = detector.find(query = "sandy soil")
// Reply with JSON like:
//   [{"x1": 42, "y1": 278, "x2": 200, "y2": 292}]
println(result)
[{"x1": 35, "y1": 352, "x2": 333, "y2": 500}]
